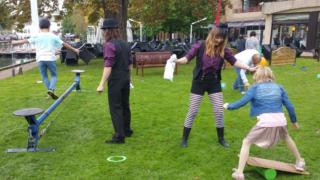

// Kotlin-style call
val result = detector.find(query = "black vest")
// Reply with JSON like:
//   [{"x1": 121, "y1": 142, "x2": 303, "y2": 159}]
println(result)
[
  {"x1": 193, "y1": 42, "x2": 223, "y2": 81},
  {"x1": 109, "y1": 39, "x2": 130, "y2": 80}
]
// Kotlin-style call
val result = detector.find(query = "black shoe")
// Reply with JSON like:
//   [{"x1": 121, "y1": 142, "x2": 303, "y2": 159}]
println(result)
[
  {"x1": 180, "y1": 127, "x2": 191, "y2": 148},
  {"x1": 47, "y1": 90, "x2": 59, "y2": 100},
  {"x1": 105, "y1": 138, "x2": 125, "y2": 144},
  {"x1": 125, "y1": 130, "x2": 133, "y2": 137},
  {"x1": 217, "y1": 127, "x2": 229, "y2": 148}
]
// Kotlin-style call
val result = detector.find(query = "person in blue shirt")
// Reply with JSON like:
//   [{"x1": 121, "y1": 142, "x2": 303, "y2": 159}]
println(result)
[
  {"x1": 12, "y1": 18, "x2": 79, "y2": 99},
  {"x1": 224, "y1": 66, "x2": 305, "y2": 179}
]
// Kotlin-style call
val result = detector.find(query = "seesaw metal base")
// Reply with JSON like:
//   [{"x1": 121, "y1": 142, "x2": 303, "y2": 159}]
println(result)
[
  {"x1": 6, "y1": 148, "x2": 55, "y2": 153},
  {"x1": 7, "y1": 70, "x2": 85, "y2": 154}
]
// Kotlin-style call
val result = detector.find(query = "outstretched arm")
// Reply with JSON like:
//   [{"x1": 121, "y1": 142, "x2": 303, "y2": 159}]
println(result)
[
  {"x1": 234, "y1": 60, "x2": 255, "y2": 72},
  {"x1": 175, "y1": 57, "x2": 188, "y2": 64},
  {"x1": 11, "y1": 39, "x2": 29, "y2": 46},
  {"x1": 225, "y1": 85, "x2": 256, "y2": 110},
  {"x1": 63, "y1": 42, "x2": 80, "y2": 55},
  {"x1": 176, "y1": 41, "x2": 201, "y2": 64}
]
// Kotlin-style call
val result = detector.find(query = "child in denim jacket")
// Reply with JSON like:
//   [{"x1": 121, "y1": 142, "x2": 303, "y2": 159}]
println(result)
[{"x1": 224, "y1": 66, "x2": 305, "y2": 180}]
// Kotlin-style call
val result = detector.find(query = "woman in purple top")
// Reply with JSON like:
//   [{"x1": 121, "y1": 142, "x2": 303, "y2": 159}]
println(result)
[
  {"x1": 176, "y1": 24, "x2": 256, "y2": 148},
  {"x1": 96, "y1": 18, "x2": 133, "y2": 144}
]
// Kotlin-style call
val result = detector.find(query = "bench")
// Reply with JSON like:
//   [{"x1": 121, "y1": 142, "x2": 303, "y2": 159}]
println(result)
[{"x1": 135, "y1": 51, "x2": 178, "y2": 77}]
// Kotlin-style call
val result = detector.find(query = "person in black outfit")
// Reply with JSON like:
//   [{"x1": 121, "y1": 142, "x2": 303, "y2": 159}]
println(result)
[{"x1": 97, "y1": 18, "x2": 133, "y2": 144}]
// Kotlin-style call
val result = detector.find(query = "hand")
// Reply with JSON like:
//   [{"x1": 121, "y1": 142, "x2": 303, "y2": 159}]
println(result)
[
  {"x1": 171, "y1": 54, "x2": 177, "y2": 62},
  {"x1": 96, "y1": 85, "x2": 104, "y2": 93},
  {"x1": 292, "y1": 123, "x2": 299, "y2": 129},
  {"x1": 130, "y1": 83, "x2": 134, "y2": 89},
  {"x1": 248, "y1": 66, "x2": 257, "y2": 72},
  {"x1": 75, "y1": 48, "x2": 80, "y2": 55},
  {"x1": 223, "y1": 103, "x2": 229, "y2": 109},
  {"x1": 244, "y1": 82, "x2": 250, "y2": 88},
  {"x1": 175, "y1": 57, "x2": 188, "y2": 64},
  {"x1": 168, "y1": 54, "x2": 177, "y2": 63}
]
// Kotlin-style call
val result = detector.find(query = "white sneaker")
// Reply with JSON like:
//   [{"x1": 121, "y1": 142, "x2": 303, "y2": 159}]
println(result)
[
  {"x1": 241, "y1": 91, "x2": 246, "y2": 95},
  {"x1": 295, "y1": 158, "x2": 305, "y2": 171},
  {"x1": 231, "y1": 168, "x2": 245, "y2": 180}
]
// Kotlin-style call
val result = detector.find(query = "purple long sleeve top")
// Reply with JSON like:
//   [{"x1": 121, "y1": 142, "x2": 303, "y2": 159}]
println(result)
[
  {"x1": 185, "y1": 41, "x2": 237, "y2": 74},
  {"x1": 103, "y1": 42, "x2": 133, "y2": 67}
]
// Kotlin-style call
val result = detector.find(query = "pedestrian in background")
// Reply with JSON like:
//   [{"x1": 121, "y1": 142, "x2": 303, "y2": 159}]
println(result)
[{"x1": 245, "y1": 31, "x2": 260, "y2": 51}]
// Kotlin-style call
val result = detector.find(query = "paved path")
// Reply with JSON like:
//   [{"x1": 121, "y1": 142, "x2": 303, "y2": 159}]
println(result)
[{"x1": 0, "y1": 62, "x2": 38, "y2": 80}]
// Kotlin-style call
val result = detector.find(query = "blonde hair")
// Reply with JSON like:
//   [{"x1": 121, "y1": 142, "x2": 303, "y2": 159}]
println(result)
[
  {"x1": 205, "y1": 27, "x2": 227, "y2": 57},
  {"x1": 253, "y1": 66, "x2": 275, "y2": 83}
]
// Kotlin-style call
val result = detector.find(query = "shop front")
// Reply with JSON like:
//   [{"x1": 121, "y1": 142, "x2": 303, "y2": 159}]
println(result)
[
  {"x1": 270, "y1": 12, "x2": 320, "y2": 50},
  {"x1": 227, "y1": 20, "x2": 265, "y2": 48}
]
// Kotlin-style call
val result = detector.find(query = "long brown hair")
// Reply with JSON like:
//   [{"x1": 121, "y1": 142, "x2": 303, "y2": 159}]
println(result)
[
  {"x1": 205, "y1": 27, "x2": 228, "y2": 57},
  {"x1": 103, "y1": 28, "x2": 120, "y2": 42}
]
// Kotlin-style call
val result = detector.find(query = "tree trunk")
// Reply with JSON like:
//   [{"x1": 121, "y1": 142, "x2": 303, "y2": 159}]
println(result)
[{"x1": 104, "y1": 0, "x2": 128, "y2": 41}]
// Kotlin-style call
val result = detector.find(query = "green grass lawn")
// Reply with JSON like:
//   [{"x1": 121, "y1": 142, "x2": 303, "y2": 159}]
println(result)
[{"x1": 0, "y1": 58, "x2": 319, "y2": 179}]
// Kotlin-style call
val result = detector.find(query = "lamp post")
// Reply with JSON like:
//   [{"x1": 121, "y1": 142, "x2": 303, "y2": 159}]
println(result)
[
  {"x1": 190, "y1": 17, "x2": 207, "y2": 44},
  {"x1": 129, "y1": 18, "x2": 143, "y2": 42}
]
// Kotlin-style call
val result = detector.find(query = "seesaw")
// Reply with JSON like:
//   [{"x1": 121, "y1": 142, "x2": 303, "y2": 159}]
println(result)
[
  {"x1": 247, "y1": 156, "x2": 309, "y2": 179},
  {"x1": 6, "y1": 70, "x2": 84, "y2": 153}
]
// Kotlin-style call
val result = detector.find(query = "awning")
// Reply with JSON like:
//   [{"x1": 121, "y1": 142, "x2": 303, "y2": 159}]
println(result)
[{"x1": 227, "y1": 20, "x2": 265, "y2": 27}]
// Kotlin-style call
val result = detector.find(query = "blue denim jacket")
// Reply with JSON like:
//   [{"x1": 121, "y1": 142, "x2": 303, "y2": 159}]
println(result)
[{"x1": 228, "y1": 82, "x2": 297, "y2": 123}]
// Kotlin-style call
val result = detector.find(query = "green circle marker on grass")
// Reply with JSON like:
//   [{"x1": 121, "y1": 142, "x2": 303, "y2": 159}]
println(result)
[{"x1": 107, "y1": 156, "x2": 127, "y2": 163}]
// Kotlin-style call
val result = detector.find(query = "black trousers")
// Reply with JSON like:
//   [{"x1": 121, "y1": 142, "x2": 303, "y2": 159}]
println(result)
[{"x1": 108, "y1": 78, "x2": 131, "y2": 138}]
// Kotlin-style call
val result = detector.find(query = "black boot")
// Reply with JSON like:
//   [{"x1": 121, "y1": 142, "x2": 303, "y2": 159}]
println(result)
[
  {"x1": 105, "y1": 135, "x2": 125, "y2": 144},
  {"x1": 216, "y1": 127, "x2": 229, "y2": 148},
  {"x1": 180, "y1": 127, "x2": 191, "y2": 147},
  {"x1": 125, "y1": 130, "x2": 133, "y2": 137}
]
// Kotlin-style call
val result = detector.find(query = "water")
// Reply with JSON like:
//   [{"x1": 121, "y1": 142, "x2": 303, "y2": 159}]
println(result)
[
  {"x1": 0, "y1": 56, "x2": 34, "y2": 69},
  {"x1": 0, "y1": 40, "x2": 34, "y2": 69}
]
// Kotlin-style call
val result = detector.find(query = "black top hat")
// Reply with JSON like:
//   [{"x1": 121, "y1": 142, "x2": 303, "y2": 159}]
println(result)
[{"x1": 101, "y1": 18, "x2": 118, "y2": 29}]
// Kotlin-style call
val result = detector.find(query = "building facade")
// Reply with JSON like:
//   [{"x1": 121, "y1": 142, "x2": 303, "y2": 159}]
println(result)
[
  {"x1": 225, "y1": 0, "x2": 320, "y2": 50},
  {"x1": 262, "y1": 0, "x2": 320, "y2": 50},
  {"x1": 225, "y1": 0, "x2": 265, "y2": 46}
]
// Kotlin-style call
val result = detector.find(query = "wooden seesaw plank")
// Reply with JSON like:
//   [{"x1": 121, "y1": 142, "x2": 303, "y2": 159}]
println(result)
[{"x1": 247, "y1": 156, "x2": 309, "y2": 175}]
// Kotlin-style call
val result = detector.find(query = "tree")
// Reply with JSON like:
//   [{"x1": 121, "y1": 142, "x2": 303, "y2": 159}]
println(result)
[
  {"x1": 62, "y1": 0, "x2": 231, "y2": 40},
  {"x1": 61, "y1": 16, "x2": 75, "y2": 35},
  {"x1": 128, "y1": 0, "x2": 231, "y2": 38},
  {"x1": 63, "y1": 0, "x2": 128, "y2": 40},
  {"x1": 3, "y1": 0, "x2": 59, "y2": 31},
  {"x1": 0, "y1": 1, "x2": 14, "y2": 30}
]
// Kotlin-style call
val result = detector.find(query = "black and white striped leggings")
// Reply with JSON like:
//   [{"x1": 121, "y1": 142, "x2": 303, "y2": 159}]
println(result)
[{"x1": 183, "y1": 92, "x2": 224, "y2": 128}]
